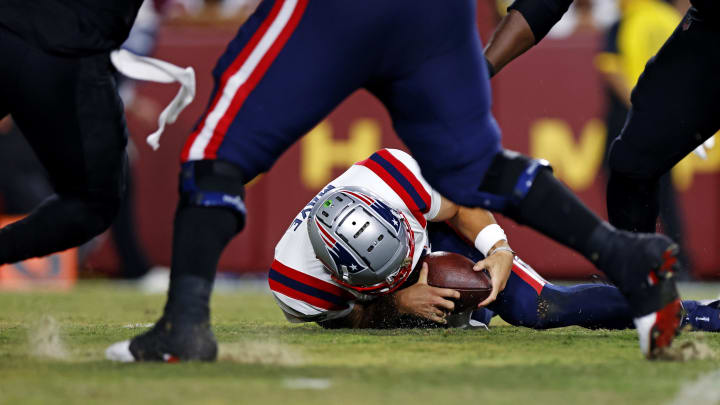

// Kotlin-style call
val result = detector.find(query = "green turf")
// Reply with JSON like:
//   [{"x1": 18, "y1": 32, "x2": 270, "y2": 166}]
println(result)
[{"x1": 0, "y1": 282, "x2": 718, "y2": 405}]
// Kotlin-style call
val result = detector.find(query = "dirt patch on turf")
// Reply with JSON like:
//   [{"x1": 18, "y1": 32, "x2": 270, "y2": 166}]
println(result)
[
  {"x1": 219, "y1": 341, "x2": 304, "y2": 365},
  {"x1": 27, "y1": 316, "x2": 69, "y2": 360},
  {"x1": 655, "y1": 340, "x2": 717, "y2": 362}
]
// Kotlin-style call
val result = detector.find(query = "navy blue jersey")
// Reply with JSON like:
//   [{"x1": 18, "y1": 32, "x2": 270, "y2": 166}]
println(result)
[{"x1": 0, "y1": 0, "x2": 144, "y2": 55}]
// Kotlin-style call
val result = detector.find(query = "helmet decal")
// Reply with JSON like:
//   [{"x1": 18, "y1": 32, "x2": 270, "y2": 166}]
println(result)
[{"x1": 369, "y1": 199, "x2": 402, "y2": 234}]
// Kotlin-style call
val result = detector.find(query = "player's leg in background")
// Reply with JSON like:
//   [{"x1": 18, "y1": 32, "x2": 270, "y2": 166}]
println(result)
[
  {"x1": 607, "y1": 7, "x2": 720, "y2": 234},
  {"x1": 430, "y1": 221, "x2": 720, "y2": 332},
  {"x1": 116, "y1": 0, "x2": 390, "y2": 361},
  {"x1": 0, "y1": 29, "x2": 126, "y2": 265},
  {"x1": 110, "y1": 173, "x2": 152, "y2": 279},
  {"x1": 602, "y1": 88, "x2": 693, "y2": 279},
  {"x1": 0, "y1": 122, "x2": 54, "y2": 214},
  {"x1": 496, "y1": 264, "x2": 636, "y2": 330},
  {"x1": 378, "y1": 3, "x2": 682, "y2": 355},
  {"x1": 428, "y1": 222, "x2": 633, "y2": 330},
  {"x1": 683, "y1": 299, "x2": 720, "y2": 332},
  {"x1": 503, "y1": 275, "x2": 720, "y2": 332}
]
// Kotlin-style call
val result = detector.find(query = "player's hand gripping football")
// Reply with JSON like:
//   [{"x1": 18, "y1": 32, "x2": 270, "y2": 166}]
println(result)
[
  {"x1": 394, "y1": 263, "x2": 461, "y2": 324},
  {"x1": 474, "y1": 243, "x2": 514, "y2": 307}
]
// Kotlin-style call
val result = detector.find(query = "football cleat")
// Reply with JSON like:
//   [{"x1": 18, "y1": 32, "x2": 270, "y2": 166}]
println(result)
[
  {"x1": 634, "y1": 298, "x2": 683, "y2": 359},
  {"x1": 625, "y1": 242, "x2": 683, "y2": 359},
  {"x1": 106, "y1": 318, "x2": 217, "y2": 362},
  {"x1": 105, "y1": 340, "x2": 135, "y2": 362},
  {"x1": 594, "y1": 228, "x2": 683, "y2": 359}
]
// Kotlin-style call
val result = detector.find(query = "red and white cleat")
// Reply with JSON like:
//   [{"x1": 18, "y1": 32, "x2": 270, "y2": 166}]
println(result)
[{"x1": 634, "y1": 298, "x2": 683, "y2": 359}]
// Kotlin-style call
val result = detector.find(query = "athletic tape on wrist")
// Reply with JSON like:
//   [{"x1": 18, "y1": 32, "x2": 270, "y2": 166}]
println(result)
[{"x1": 474, "y1": 224, "x2": 507, "y2": 257}]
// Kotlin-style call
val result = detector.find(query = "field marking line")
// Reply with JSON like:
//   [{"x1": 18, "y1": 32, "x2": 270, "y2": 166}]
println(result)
[
  {"x1": 668, "y1": 368, "x2": 720, "y2": 405},
  {"x1": 282, "y1": 378, "x2": 332, "y2": 390}
]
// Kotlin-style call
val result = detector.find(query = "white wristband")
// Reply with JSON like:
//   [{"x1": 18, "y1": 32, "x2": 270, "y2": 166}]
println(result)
[{"x1": 474, "y1": 224, "x2": 507, "y2": 257}]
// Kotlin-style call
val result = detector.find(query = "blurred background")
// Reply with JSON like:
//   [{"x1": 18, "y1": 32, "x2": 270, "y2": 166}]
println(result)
[{"x1": 1, "y1": 0, "x2": 718, "y2": 288}]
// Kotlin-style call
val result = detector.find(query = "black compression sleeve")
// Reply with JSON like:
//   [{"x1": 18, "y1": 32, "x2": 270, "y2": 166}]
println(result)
[{"x1": 508, "y1": 0, "x2": 574, "y2": 43}]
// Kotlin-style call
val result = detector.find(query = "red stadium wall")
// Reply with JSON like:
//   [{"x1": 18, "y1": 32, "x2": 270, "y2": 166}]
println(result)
[{"x1": 96, "y1": 24, "x2": 720, "y2": 279}]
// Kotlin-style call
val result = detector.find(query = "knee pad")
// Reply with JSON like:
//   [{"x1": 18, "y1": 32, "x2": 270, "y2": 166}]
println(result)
[
  {"x1": 180, "y1": 160, "x2": 247, "y2": 226},
  {"x1": 476, "y1": 150, "x2": 552, "y2": 213}
]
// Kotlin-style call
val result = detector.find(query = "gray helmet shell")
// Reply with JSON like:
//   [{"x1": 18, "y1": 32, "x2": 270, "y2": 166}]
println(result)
[{"x1": 307, "y1": 186, "x2": 411, "y2": 290}]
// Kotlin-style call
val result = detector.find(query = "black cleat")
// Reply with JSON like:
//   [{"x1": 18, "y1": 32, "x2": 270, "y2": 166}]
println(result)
[{"x1": 106, "y1": 318, "x2": 218, "y2": 362}]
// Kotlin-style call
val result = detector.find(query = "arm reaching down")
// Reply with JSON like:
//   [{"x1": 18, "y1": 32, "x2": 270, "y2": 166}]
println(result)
[
  {"x1": 484, "y1": 0, "x2": 574, "y2": 76},
  {"x1": 484, "y1": 10, "x2": 535, "y2": 76}
]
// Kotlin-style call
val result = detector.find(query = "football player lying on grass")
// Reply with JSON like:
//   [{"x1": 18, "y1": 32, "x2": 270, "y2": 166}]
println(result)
[{"x1": 269, "y1": 149, "x2": 720, "y2": 331}]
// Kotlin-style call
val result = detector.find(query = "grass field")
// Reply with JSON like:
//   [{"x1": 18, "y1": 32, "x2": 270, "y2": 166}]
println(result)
[{"x1": 0, "y1": 281, "x2": 719, "y2": 405}]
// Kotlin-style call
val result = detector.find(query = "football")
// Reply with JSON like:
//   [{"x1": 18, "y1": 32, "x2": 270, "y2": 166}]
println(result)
[{"x1": 423, "y1": 251, "x2": 492, "y2": 314}]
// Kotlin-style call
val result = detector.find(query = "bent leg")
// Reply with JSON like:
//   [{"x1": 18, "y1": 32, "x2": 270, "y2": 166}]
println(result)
[
  {"x1": 376, "y1": 0, "x2": 501, "y2": 205},
  {"x1": 428, "y1": 222, "x2": 625, "y2": 329},
  {"x1": 536, "y1": 284, "x2": 633, "y2": 330},
  {"x1": 168, "y1": 0, "x2": 384, "y2": 305},
  {"x1": 0, "y1": 32, "x2": 127, "y2": 264},
  {"x1": 608, "y1": 8, "x2": 720, "y2": 233},
  {"x1": 430, "y1": 222, "x2": 649, "y2": 331},
  {"x1": 129, "y1": 0, "x2": 400, "y2": 361},
  {"x1": 492, "y1": 262, "x2": 635, "y2": 330},
  {"x1": 482, "y1": 259, "x2": 634, "y2": 330},
  {"x1": 111, "y1": 174, "x2": 152, "y2": 279},
  {"x1": 181, "y1": 0, "x2": 380, "y2": 180}
]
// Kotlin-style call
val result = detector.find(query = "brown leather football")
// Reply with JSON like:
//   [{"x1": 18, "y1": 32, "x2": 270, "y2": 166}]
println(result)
[{"x1": 423, "y1": 251, "x2": 492, "y2": 314}]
